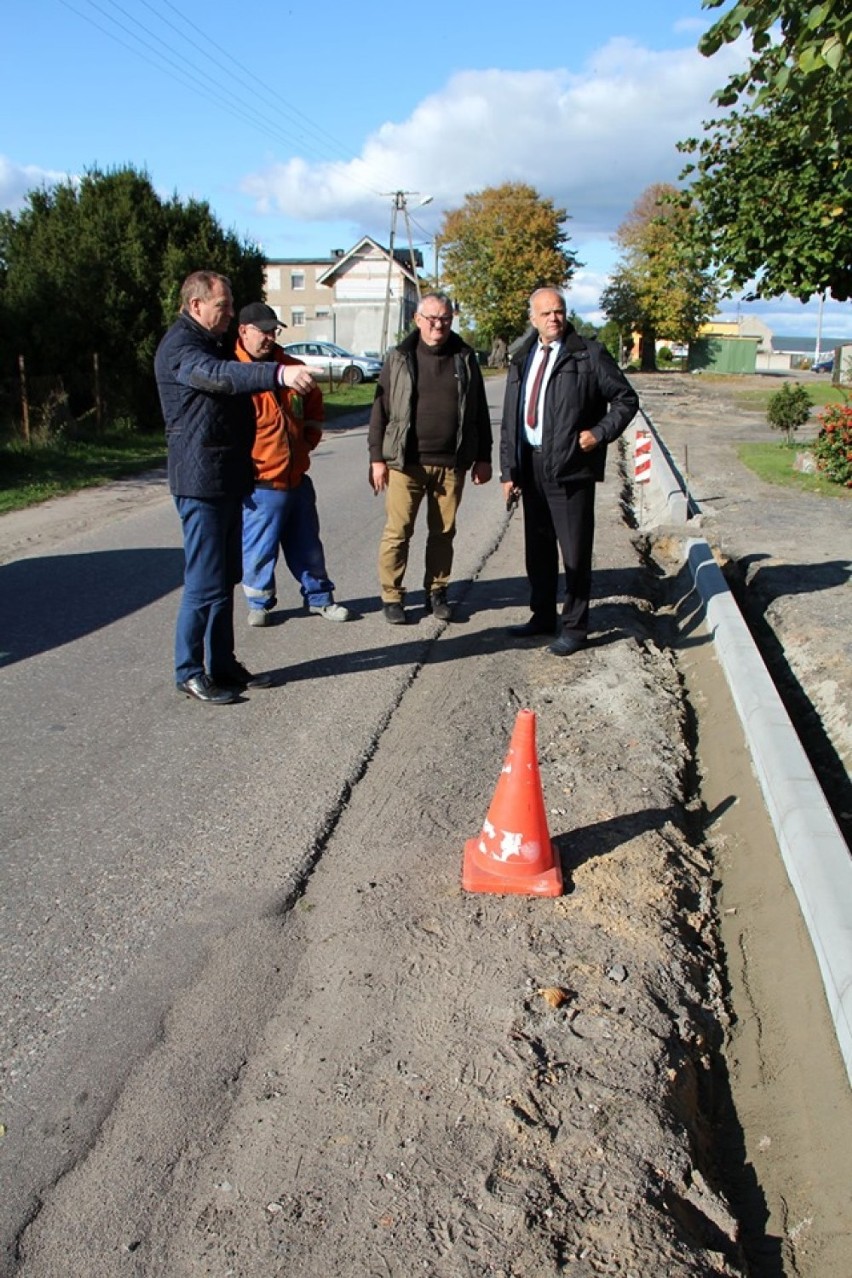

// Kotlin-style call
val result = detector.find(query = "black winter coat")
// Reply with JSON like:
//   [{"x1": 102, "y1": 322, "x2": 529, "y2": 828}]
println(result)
[{"x1": 500, "y1": 328, "x2": 638, "y2": 485}]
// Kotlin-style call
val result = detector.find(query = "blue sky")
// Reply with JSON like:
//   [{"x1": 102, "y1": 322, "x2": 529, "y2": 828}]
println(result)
[{"x1": 2, "y1": 0, "x2": 848, "y2": 340}]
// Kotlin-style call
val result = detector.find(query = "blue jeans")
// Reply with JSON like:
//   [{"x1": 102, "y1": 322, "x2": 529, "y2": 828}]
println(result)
[
  {"x1": 174, "y1": 495, "x2": 242, "y2": 682},
  {"x1": 242, "y1": 479, "x2": 335, "y2": 613}
]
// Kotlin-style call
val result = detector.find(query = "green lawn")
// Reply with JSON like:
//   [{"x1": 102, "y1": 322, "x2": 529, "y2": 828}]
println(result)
[
  {"x1": 323, "y1": 383, "x2": 375, "y2": 421},
  {"x1": 733, "y1": 380, "x2": 848, "y2": 413},
  {"x1": 737, "y1": 442, "x2": 852, "y2": 498},
  {"x1": 0, "y1": 382, "x2": 377, "y2": 515},
  {"x1": 0, "y1": 431, "x2": 168, "y2": 515}
]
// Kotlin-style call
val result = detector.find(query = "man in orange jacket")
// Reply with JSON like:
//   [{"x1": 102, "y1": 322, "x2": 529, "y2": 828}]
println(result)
[{"x1": 236, "y1": 303, "x2": 352, "y2": 626}]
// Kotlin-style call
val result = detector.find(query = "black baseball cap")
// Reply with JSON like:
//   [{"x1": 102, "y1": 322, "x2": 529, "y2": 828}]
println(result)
[{"x1": 238, "y1": 302, "x2": 285, "y2": 332}]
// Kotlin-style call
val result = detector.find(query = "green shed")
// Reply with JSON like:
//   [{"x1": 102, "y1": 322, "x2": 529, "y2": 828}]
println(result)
[{"x1": 688, "y1": 336, "x2": 759, "y2": 374}]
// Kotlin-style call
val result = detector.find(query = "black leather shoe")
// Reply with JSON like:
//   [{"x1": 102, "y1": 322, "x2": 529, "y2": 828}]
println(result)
[
  {"x1": 507, "y1": 618, "x2": 557, "y2": 637},
  {"x1": 383, "y1": 602, "x2": 406, "y2": 625},
  {"x1": 425, "y1": 589, "x2": 452, "y2": 621},
  {"x1": 548, "y1": 635, "x2": 587, "y2": 657},
  {"x1": 212, "y1": 662, "x2": 273, "y2": 690},
  {"x1": 176, "y1": 674, "x2": 238, "y2": 704}
]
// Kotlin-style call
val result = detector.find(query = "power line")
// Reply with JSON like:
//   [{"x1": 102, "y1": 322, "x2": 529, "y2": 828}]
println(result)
[
  {"x1": 58, "y1": 0, "x2": 306, "y2": 154},
  {"x1": 143, "y1": 0, "x2": 360, "y2": 168},
  {"x1": 60, "y1": 0, "x2": 394, "y2": 200}
]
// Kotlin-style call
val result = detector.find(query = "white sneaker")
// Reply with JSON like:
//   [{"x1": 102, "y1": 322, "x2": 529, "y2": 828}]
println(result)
[
  {"x1": 310, "y1": 603, "x2": 352, "y2": 622},
  {"x1": 247, "y1": 609, "x2": 269, "y2": 627}
]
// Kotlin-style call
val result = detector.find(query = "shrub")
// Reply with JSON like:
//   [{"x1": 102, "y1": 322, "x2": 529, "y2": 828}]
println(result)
[
  {"x1": 766, "y1": 381, "x2": 813, "y2": 444},
  {"x1": 813, "y1": 402, "x2": 852, "y2": 487}
]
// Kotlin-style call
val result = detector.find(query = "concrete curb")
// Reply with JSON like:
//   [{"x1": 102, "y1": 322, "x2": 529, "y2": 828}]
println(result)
[
  {"x1": 635, "y1": 409, "x2": 691, "y2": 523},
  {"x1": 686, "y1": 540, "x2": 852, "y2": 1087},
  {"x1": 633, "y1": 410, "x2": 852, "y2": 1088}
]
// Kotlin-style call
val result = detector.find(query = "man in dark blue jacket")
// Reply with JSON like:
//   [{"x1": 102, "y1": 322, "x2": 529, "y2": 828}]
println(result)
[
  {"x1": 500, "y1": 287, "x2": 638, "y2": 656},
  {"x1": 155, "y1": 271, "x2": 316, "y2": 703}
]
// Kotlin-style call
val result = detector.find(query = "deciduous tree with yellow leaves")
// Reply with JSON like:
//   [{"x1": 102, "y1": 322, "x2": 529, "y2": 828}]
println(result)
[{"x1": 436, "y1": 182, "x2": 578, "y2": 347}]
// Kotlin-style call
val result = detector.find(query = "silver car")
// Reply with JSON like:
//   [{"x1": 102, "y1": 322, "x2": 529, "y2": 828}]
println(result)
[{"x1": 281, "y1": 341, "x2": 383, "y2": 385}]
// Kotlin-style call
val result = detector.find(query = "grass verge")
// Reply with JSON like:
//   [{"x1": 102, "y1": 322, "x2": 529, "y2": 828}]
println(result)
[
  {"x1": 732, "y1": 381, "x2": 848, "y2": 414},
  {"x1": 737, "y1": 442, "x2": 852, "y2": 498},
  {"x1": 0, "y1": 432, "x2": 167, "y2": 516},
  {"x1": 0, "y1": 382, "x2": 376, "y2": 515},
  {"x1": 323, "y1": 383, "x2": 375, "y2": 421}
]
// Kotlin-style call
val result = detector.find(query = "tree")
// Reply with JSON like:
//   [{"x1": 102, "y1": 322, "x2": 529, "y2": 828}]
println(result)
[
  {"x1": 766, "y1": 380, "x2": 813, "y2": 444},
  {"x1": 436, "y1": 183, "x2": 579, "y2": 346},
  {"x1": 0, "y1": 166, "x2": 263, "y2": 427},
  {"x1": 596, "y1": 318, "x2": 627, "y2": 363},
  {"x1": 681, "y1": 102, "x2": 851, "y2": 300},
  {"x1": 680, "y1": 0, "x2": 852, "y2": 301},
  {"x1": 698, "y1": 0, "x2": 852, "y2": 130},
  {"x1": 599, "y1": 273, "x2": 643, "y2": 365},
  {"x1": 567, "y1": 310, "x2": 598, "y2": 339},
  {"x1": 600, "y1": 184, "x2": 720, "y2": 371}
]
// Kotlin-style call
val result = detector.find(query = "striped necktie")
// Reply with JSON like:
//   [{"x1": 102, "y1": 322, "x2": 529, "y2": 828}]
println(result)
[{"x1": 526, "y1": 345, "x2": 551, "y2": 429}]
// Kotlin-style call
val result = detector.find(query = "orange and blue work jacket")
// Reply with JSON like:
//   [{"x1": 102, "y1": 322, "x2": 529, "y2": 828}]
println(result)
[{"x1": 235, "y1": 340, "x2": 324, "y2": 490}]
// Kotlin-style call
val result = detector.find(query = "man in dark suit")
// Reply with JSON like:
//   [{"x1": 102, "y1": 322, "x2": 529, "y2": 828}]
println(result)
[{"x1": 500, "y1": 287, "x2": 638, "y2": 656}]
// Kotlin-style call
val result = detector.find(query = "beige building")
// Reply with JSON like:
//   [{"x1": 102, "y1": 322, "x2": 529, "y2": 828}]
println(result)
[
  {"x1": 263, "y1": 236, "x2": 422, "y2": 356},
  {"x1": 699, "y1": 315, "x2": 774, "y2": 348},
  {"x1": 263, "y1": 253, "x2": 337, "y2": 339}
]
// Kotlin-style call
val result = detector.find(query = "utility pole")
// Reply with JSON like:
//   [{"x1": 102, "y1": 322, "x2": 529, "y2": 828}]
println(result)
[
  {"x1": 400, "y1": 196, "x2": 422, "y2": 300},
  {"x1": 379, "y1": 190, "x2": 433, "y2": 356},
  {"x1": 379, "y1": 191, "x2": 404, "y2": 358}
]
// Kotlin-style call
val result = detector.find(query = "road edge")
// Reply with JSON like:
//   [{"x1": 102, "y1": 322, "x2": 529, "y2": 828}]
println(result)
[{"x1": 633, "y1": 412, "x2": 852, "y2": 1088}]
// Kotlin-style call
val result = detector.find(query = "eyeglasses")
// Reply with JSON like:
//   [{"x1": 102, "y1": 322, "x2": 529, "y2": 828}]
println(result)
[{"x1": 419, "y1": 314, "x2": 452, "y2": 326}]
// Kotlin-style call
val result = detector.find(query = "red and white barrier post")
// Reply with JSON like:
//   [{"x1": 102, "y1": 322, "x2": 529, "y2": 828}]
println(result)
[
  {"x1": 634, "y1": 429, "x2": 652, "y2": 485},
  {"x1": 634, "y1": 427, "x2": 651, "y2": 523}
]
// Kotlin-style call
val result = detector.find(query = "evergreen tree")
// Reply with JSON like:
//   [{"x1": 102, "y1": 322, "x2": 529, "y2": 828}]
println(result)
[{"x1": 0, "y1": 165, "x2": 264, "y2": 427}]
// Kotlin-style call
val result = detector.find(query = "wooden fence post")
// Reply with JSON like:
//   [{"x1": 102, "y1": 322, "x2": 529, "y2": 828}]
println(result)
[
  {"x1": 93, "y1": 352, "x2": 103, "y2": 431},
  {"x1": 18, "y1": 354, "x2": 30, "y2": 445}
]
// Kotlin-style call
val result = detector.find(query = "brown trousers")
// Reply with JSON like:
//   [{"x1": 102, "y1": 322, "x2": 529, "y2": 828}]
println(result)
[{"x1": 378, "y1": 464, "x2": 465, "y2": 603}]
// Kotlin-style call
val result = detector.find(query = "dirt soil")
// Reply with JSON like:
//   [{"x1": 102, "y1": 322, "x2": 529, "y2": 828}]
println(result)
[
  {"x1": 636, "y1": 372, "x2": 851, "y2": 842},
  {"x1": 5, "y1": 379, "x2": 852, "y2": 1278}
]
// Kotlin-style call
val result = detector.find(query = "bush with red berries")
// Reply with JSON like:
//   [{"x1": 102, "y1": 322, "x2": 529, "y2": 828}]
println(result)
[{"x1": 813, "y1": 402, "x2": 852, "y2": 488}]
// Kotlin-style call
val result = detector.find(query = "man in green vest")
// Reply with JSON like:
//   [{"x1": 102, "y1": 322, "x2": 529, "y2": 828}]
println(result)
[{"x1": 368, "y1": 292, "x2": 493, "y2": 624}]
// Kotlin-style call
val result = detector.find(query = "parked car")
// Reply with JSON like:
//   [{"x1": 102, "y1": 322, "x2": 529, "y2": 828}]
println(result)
[
  {"x1": 811, "y1": 352, "x2": 834, "y2": 374},
  {"x1": 281, "y1": 341, "x2": 383, "y2": 384}
]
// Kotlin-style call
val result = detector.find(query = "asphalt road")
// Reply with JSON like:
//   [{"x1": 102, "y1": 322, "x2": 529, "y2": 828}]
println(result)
[
  {"x1": 2, "y1": 373, "x2": 850, "y2": 1276},
  {"x1": 0, "y1": 385, "x2": 502, "y2": 1273}
]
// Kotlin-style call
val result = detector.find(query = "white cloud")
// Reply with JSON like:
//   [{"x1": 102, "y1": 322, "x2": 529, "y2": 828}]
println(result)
[
  {"x1": 564, "y1": 268, "x2": 610, "y2": 323},
  {"x1": 241, "y1": 37, "x2": 747, "y2": 244},
  {"x1": 673, "y1": 18, "x2": 710, "y2": 36},
  {"x1": 0, "y1": 157, "x2": 69, "y2": 212},
  {"x1": 242, "y1": 34, "x2": 848, "y2": 338}
]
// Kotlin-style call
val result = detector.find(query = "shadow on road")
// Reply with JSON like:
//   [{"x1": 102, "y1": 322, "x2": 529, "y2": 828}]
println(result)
[
  {"x1": 264, "y1": 567, "x2": 662, "y2": 684},
  {"x1": 0, "y1": 548, "x2": 185, "y2": 666}
]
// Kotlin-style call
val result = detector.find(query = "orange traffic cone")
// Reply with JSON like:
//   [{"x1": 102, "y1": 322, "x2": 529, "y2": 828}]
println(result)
[{"x1": 462, "y1": 709, "x2": 563, "y2": 897}]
